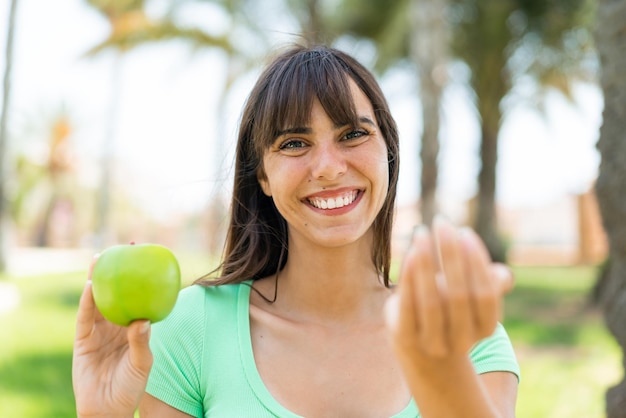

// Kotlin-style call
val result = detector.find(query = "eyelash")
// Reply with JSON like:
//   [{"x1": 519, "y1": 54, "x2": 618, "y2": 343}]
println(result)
[
  {"x1": 344, "y1": 129, "x2": 369, "y2": 140},
  {"x1": 278, "y1": 139, "x2": 306, "y2": 150},
  {"x1": 277, "y1": 129, "x2": 370, "y2": 150}
]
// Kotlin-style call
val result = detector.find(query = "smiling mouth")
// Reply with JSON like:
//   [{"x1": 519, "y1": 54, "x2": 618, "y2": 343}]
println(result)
[{"x1": 307, "y1": 190, "x2": 359, "y2": 209}]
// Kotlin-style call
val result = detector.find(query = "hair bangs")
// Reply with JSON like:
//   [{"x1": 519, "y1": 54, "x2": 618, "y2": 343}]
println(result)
[
  {"x1": 258, "y1": 48, "x2": 360, "y2": 151},
  {"x1": 309, "y1": 51, "x2": 359, "y2": 129}
]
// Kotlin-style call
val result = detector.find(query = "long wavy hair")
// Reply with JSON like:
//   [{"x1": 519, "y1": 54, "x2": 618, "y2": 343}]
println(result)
[{"x1": 195, "y1": 44, "x2": 400, "y2": 289}]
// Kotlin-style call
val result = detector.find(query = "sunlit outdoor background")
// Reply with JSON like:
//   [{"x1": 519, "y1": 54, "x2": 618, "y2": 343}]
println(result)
[{"x1": 1, "y1": 0, "x2": 624, "y2": 417}]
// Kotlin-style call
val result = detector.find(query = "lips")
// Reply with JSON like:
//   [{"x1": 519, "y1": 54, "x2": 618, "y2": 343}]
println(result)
[{"x1": 307, "y1": 190, "x2": 359, "y2": 209}]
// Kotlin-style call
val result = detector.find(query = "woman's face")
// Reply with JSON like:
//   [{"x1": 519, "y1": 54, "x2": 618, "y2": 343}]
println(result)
[{"x1": 258, "y1": 79, "x2": 389, "y2": 250}]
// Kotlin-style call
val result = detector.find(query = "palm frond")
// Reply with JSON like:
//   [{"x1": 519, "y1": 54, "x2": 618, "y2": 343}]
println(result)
[{"x1": 84, "y1": 14, "x2": 234, "y2": 56}]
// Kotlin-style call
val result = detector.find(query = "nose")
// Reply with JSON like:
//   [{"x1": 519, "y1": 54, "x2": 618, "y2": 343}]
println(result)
[{"x1": 310, "y1": 142, "x2": 347, "y2": 181}]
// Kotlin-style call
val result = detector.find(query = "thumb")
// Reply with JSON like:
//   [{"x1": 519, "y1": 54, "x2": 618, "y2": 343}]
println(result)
[{"x1": 127, "y1": 320, "x2": 153, "y2": 376}]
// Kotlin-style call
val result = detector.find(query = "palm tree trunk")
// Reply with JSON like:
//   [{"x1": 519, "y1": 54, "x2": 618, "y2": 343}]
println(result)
[
  {"x1": 460, "y1": 0, "x2": 512, "y2": 263},
  {"x1": 593, "y1": 1, "x2": 626, "y2": 416},
  {"x1": 35, "y1": 191, "x2": 58, "y2": 247},
  {"x1": 0, "y1": 0, "x2": 19, "y2": 272},
  {"x1": 411, "y1": 0, "x2": 448, "y2": 227},
  {"x1": 475, "y1": 111, "x2": 506, "y2": 262}
]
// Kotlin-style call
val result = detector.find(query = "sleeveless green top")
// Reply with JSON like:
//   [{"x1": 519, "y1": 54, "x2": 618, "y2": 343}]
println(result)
[{"x1": 146, "y1": 282, "x2": 520, "y2": 417}]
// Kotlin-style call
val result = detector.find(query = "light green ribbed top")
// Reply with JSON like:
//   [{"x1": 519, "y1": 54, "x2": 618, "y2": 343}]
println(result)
[{"x1": 146, "y1": 282, "x2": 520, "y2": 417}]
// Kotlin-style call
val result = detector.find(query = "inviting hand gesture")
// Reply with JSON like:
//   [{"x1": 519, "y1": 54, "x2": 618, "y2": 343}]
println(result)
[
  {"x1": 386, "y1": 216, "x2": 513, "y2": 358},
  {"x1": 72, "y1": 257, "x2": 153, "y2": 418},
  {"x1": 385, "y1": 216, "x2": 516, "y2": 418}
]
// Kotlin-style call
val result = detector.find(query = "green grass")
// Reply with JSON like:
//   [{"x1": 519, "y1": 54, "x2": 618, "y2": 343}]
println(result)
[
  {"x1": 505, "y1": 266, "x2": 622, "y2": 418},
  {"x1": 0, "y1": 271, "x2": 83, "y2": 418},
  {"x1": 0, "y1": 262, "x2": 621, "y2": 417}
]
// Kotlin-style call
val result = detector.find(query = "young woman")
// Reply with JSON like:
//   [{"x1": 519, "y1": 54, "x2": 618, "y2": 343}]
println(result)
[{"x1": 73, "y1": 44, "x2": 519, "y2": 417}]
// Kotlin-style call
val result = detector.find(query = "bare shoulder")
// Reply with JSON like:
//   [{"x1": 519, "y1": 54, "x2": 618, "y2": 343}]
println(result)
[{"x1": 479, "y1": 371, "x2": 519, "y2": 418}]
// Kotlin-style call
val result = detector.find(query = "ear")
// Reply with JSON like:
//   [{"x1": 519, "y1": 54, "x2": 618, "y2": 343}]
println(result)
[{"x1": 257, "y1": 169, "x2": 272, "y2": 196}]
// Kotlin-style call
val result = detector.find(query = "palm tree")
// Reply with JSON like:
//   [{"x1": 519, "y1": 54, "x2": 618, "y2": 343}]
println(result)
[
  {"x1": 0, "y1": 0, "x2": 19, "y2": 272},
  {"x1": 450, "y1": 0, "x2": 596, "y2": 261},
  {"x1": 83, "y1": 0, "x2": 235, "y2": 249},
  {"x1": 84, "y1": 0, "x2": 233, "y2": 55},
  {"x1": 593, "y1": 0, "x2": 626, "y2": 416},
  {"x1": 84, "y1": 0, "x2": 280, "y2": 254},
  {"x1": 84, "y1": 0, "x2": 147, "y2": 248}
]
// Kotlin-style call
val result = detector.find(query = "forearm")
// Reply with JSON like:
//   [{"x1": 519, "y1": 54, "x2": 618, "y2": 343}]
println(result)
[
  {"x1": 397, "y1": 352, "x2": 502, "y2": 418},
  {"x1": 76, "y1": 412, "x2": 134, "y2": 418}
]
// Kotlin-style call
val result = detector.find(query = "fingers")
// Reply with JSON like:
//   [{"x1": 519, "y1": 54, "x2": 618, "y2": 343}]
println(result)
[
  {"x1": 385, "y1": 232, "x2": 421, "y2": 349},
  {"x1": 390, "y1": 217, "x2": 514, "y2": 359},
  {"x1": 397, "y1": 236, "x2": 420, "y2": 333},
  {"x1": 412, "y1": 226, "x2": 447, "y2": 357},
  {"x1": 433, "y1": 217, "x2": 475, "y2": 355},
  {"x1": 75, "y1": 255, "x2": 101, "y2": 341},
  {"x1": 75, "y1": 280, "x2": 96, "y2": 341},
  {"x1": 127, "y1": 320, "x2": 153, "y2": 377},
  {"x1": 459, "y1": 228, "x2": 498, "y2": 339},
  {"x1": 492, "y1": 263, "x2": 515, "y2": 295},
  {"x1": 88, "y1": 254, "x2": 99, "y2": 279}
]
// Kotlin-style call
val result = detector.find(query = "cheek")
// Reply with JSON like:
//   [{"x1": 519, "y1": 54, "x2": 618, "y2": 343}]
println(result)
[
  {"x1": 260, "y1": 165, "x2": 295, "y2": 204},
  {"x1": 378, "y1": 171, "x2": 390, "y2": 205},
  {"x1": 371, "y1": 152, "x2": 391, "y2": 207},
  {"x1": 369, "y1": 149, "x2": 390, "y2": 187}
]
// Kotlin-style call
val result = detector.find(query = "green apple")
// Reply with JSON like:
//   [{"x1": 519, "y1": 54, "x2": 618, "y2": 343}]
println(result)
[{"x1": 91, "y1": 243, "x2": 181, "y2": 326}]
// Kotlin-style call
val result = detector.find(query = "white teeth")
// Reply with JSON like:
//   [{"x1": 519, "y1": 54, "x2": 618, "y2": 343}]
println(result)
[{"x1": 309, "y1": 191, "x2": 358, "y2": 210}]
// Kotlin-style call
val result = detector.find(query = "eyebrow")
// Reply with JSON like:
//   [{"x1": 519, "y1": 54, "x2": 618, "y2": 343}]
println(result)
[{"x1": 276, "y1": 116, "x2": 376, "y2": 137}]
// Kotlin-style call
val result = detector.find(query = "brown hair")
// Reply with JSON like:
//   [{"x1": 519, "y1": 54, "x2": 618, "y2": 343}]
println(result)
[{"x1": 196, "y1": 44, "x2": 399, "y2": 289}]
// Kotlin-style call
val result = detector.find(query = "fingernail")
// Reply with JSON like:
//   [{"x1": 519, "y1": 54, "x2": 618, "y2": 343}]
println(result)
[
  {"x1": 432, "y1": 214, "x2": 455, "y2": 239},
  {"x1": 140, "y1": 320, "x2": 151, "y2": 334}
]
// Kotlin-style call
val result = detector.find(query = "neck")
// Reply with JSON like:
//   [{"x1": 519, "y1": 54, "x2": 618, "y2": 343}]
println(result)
[{"x1": 266, "y1": 234, "x2": 389, "y2": 326}]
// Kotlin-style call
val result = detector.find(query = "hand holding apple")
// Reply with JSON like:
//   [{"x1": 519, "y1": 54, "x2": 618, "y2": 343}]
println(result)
[
  {"x1": 73, "y1": 254, "x2": 155, "y2": 418},
  {"x1": 91, "y1": 243, "x2": 181, "y2": 326}
]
